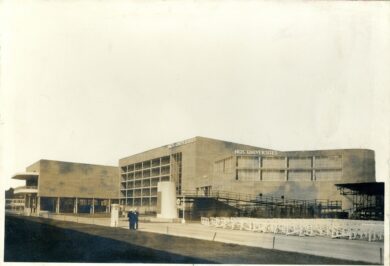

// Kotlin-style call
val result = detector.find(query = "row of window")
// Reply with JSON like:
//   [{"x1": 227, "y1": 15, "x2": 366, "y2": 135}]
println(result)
[
  {"x1": 120, "y1": 188, "x2": 158, "y2": 197},
  {"x1": 216, "y1": 155, "x2": 342, "y2": 174},
  {"x1": 235, "y1": 169, "x2": 342, "y2": 181},
  {"x1": 120, "y1": 176, "x2": 170, "y2": 189},
  {"x1": 120, "y1": 166, "x2": 170, "y2": 181},
  {"x1": 171, "y1": 153, "x2": 183, "y2": 195},
  {"x1": 120, "y1": 153, "x2": 183, "y2": 205},
  {"x1": 120, "y1": 156, "x2": 171, "y2": 173},
  {"x1": 120, "y1": 198, "x2": 157, "y2": 207},
  {"x1": 237, "y1": 156, "x2": 342, "y2": 168}
]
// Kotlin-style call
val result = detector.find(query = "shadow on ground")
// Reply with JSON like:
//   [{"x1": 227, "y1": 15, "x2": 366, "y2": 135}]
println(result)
[
  {"x1": 4, "y1": 215, "x2": 376, "y2": 264},
  {"x1": 4, "y1": 215, "x2": 213, "y2": 263}
]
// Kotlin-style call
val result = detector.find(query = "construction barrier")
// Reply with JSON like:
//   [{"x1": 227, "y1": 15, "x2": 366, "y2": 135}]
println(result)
[{"x1": 201, "y1": 217, "x2": 384, "y2": 242}]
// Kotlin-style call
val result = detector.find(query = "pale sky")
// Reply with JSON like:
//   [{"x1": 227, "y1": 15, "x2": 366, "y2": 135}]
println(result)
[{"x1": 1, "y1": 1, "x2": 390, "y2": 189}]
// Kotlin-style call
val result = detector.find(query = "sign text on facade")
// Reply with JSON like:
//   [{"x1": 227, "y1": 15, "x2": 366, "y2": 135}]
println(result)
[
  {"x1": 168, "y1": 138, "x2": 196, "y2": 149},
  {"x1": 234, "y1": 150, "x2": 279, "y2": 156}
]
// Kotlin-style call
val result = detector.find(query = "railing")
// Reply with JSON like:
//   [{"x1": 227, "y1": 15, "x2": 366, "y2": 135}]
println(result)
[
  {"x1": 14, "y1": 186, "x2": 38, "y2": 194},
  {"x1": 5, "y1": 199, "x2": 25, "y2": 206},
  {"x1": 201, "y1": 217, "x2": 384, "y2": 242},
  {"x1": 16, "y1": 186, "x2": 38, "y2": 189},
  {"x1": 181, "y1": 190, "x2": 263, "y2": 202},
  {"x1": 180, "y1": 190, "x2": 341, "y2": 209}
]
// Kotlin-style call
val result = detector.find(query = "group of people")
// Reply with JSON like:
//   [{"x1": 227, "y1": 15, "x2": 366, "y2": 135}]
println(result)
[{"x1": 127, "y1": 209, "x2": 139, "y2": 230}]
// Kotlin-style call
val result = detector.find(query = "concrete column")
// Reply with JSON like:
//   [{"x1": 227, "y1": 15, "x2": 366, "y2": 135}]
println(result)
[
  {"x1": 56, "y1": 197, "x2": 60, "y2": 214},
  {"x1": 258, "y1": 156, "x2": 262, "y2": 181},
  {"x1": 32, "y1": 197, "x2": 36, "y2": 214},
  {"x1": 107, "y1": 199, "x2": 111, "y2": 213},
  {"x1": 73, "y1": 198, "x2": 78, "y2": 214},
  {"x1": 312, "y1": 156, "x2": 316, "y2": 181},
  {"x1": 285, "y1": 157, "x2": 288, "y2": 181},
  {"x1": 92, "y1": 198, "x2": 95, "y2": 214},
  {"x1": 25, "y1": 195, "x2": 31, "y2": 216},
  {"x1": 37, "y1": 196, "x2": 40, "y2": 213},
  {"x1": 157, "y1": 181, "x2": 178, "y2": 219}
]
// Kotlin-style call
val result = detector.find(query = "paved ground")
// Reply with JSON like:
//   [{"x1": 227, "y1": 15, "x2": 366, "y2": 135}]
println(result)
[
  {"x1": 4, "y1": 215, "x2": 375, "y2": 264},
  {"x1": 128, "y1": 220, "x2": 384, "y2": 264}
]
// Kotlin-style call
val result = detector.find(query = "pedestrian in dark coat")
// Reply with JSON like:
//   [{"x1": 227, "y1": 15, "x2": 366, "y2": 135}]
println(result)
[
  {"x1": 134, "y1": 210, "x2": 139, "y2": 230},
  {"x1": 127, "y1": 211, "x2": 134, "y2": 230}
]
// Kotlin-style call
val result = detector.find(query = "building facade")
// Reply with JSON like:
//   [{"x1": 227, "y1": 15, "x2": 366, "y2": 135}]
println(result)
[
  {"x1": 12, "y1": 160, "x2": 119, "y2": 215},
  {"x1": 10, "y1": 137, "x2": 377, "y2": 217},
  {"x1": 214, "y1": 149, "x2": 375, "y2": 210},
  {"x1": 119, "y1": 137, "x2": 268, "y2": 211},
  {"x1": 119, "y1": 137, "x2": 376, "y2": 212}
]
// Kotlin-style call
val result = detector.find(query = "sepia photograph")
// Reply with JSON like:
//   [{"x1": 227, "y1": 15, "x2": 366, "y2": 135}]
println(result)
[{"x1": 1, "y1": 1, "x2": 389, "y2": 265}]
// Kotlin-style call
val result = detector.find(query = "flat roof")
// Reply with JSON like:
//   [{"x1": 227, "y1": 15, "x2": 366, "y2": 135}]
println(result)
[
  {"x1": 27, "y1": 159, "x2": 118, "y2": 169},
  {"x1": 12, "y1": 172, "x2": 39, "y2": 180},
  {"x1": 119, "y1": 136, "x2": 273, "y2": 162}
]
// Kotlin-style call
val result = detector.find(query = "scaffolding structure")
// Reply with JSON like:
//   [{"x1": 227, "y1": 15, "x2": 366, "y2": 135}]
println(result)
[{"x1": 336, "y1": 182, "x2": 384, "y2": 220}]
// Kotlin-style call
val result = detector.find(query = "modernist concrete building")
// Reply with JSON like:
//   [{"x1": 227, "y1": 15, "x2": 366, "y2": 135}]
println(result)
[
  {"x1": 119, "y1": 137, "x2": 269, "y2": 208},
  {"x1": 119, "y1": 137, "x2": 376, "y2": 216},
  {"x1": 12, "y1": 160, "x2": 119, "y2": 215},
  {"x1": 10, "y1": 137, "x2": 380, "y2": 219}
]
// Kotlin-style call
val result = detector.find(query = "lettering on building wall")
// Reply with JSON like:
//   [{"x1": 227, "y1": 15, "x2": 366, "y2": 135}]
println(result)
[
  {"x1": 168, "y1": 138, "x2": 196, "y2": 149},
  {"x1": 234, "y1": 150, "x2": 279, "y2": 156}
]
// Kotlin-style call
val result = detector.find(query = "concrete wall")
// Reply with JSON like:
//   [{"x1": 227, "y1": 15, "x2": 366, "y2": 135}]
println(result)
[
  {"x1": 119, "y1": 136, "x2": 273, "y2": 192},
  {"x1": 28, "y1": 160, "x2": 119, "y2": 199},
  {"x1": 119, "y1": 146, "x2": 172, "y2": 167},
  {"x1": 118, "y1": 137, "x2": 376, "y2": 211},
  {"x1": 284, "y1": 149, "x2": 375, "y2": 182},
  {"x1": 118, "y1": 137, "x2": 272, "y2": 207},
  {"x1": 118, "y1": 140, "x2": 198, "y2": 190},
  {"x1": 212, "y1": 149, "x2": 376, "y2": 209},
  {"x1": 341, "y1": 149, "x2": 375, "y2": 182},
  {"x1": 192, "y1": 137, "x2": 274, "y2": 190},
  {"x1": 26, "y1": 161, "x2": 40, "y2": 172}
]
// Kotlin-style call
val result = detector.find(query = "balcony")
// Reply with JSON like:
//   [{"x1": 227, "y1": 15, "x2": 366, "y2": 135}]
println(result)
[
  {"x1": 12, "y1": 172, "x2": 39, "y2": 180},
  {"x1": 14, "y1": 186, "x2": 38, "y2": 194},
  {"x1": 5, "y1": 199, "x2": 25, "y2": 206}
]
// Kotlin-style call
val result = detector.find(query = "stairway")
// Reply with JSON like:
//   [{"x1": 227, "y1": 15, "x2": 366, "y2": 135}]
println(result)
[{"x1": 179, "y1": 190, "x2": 344, "y2": 219}]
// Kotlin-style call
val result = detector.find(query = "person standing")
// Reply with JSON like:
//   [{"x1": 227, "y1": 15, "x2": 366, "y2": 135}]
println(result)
[
  {"x1": 127, "y1": 210, "x2": 134, "y2": 230},
  {"x1": 134, "y1": 209, "x2": 139, "y2": 230}
]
